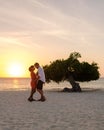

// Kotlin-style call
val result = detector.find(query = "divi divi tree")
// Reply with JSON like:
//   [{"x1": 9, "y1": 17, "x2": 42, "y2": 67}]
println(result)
[{"x1": 43, "y1": 52, "x2": 100, "y2": 92}]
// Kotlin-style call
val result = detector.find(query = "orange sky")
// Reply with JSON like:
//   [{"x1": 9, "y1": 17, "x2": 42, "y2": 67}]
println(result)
[{"x1": 0, "y1": 0, "x2": 104, "y2": 77}]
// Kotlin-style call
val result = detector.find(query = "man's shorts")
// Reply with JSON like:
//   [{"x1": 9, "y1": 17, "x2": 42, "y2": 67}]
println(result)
[{"x1": 37, "y1": 80, "x2": 44, "y2": 90}]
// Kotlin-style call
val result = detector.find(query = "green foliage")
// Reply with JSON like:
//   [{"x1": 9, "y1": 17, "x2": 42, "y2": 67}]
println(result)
[
  {"x1": 44, "y1": 60, "x2": 66, "y2": 83},
  {"x1": 43, "y1": 52, "x2": 100, "y2": 83},
  {"x1": 69, "y1": 52, "x2": 81, "y2": 60},
  {"x1": 73, "y1": 62, "x2": 100, "y2": 81}
]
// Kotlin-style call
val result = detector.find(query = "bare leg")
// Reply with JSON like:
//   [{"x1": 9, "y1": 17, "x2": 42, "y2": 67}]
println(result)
[
  {"x1": 30, "y1": 89, "x2": 36, "y2": 98},
  {"x1": 28, "y1": 88, "x2": 36, "y2": 101},
  {"x1": 37, "y1": 89, "x2": 46, "y2": 101}
]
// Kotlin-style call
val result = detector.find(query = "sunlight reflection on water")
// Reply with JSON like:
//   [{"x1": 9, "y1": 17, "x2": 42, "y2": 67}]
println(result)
[
  {"x1": 13, "y1": 79, "x2": 19, "y2": 89},
  {"x1": 0, "y1": 78, "x2": 104, "y2": 91}
]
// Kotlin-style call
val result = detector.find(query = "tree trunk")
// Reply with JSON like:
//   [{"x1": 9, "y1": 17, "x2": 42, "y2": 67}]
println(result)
[{"x1": 63, "y1": 74, "x2": 82, "y2": 92}]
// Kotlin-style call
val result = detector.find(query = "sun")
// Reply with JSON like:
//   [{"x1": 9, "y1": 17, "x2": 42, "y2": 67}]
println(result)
[{"x1": 7, "y1": 63, "x2": 24, "y2": 77}]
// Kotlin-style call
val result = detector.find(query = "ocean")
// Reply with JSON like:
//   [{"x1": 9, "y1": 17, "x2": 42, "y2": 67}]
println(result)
[{"x1": 0, "y1": 78, "x2": 104, "y2": 91}]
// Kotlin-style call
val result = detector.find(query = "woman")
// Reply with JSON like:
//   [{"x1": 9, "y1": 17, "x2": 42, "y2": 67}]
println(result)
[{"x1": 28, "y1": 65, "x2": 37, "y2": 102}]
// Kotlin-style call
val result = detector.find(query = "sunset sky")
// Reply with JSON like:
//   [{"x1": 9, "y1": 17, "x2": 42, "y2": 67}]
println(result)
[{"x1": 0, "y1": 0, "x2": 104, "y2": 77}]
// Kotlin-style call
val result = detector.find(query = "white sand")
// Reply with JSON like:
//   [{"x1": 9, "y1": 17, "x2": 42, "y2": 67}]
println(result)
[{"x1": 0, "y1": 89, "x2": 104, "y2": 130}]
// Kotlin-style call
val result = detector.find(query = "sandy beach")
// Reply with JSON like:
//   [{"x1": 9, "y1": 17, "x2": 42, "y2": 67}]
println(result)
[{"x1": 0, "y1": 89, "x2": 104, "y2": 130}]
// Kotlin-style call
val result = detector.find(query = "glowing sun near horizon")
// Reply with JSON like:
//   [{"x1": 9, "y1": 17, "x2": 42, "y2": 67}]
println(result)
[{"x1": 7, "y1": 63, "x2": 24, "y2": 77}]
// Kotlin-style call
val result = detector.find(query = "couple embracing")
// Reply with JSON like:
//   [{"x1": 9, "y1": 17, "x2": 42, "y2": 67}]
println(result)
[{"x1": 28, "y1": 63, "x2": 46, "y2": 102}]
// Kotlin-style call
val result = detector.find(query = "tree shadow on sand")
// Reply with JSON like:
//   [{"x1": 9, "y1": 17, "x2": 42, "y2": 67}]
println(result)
[{"x1": 47, "y1": 88, "x2": 103, "y2": 93}]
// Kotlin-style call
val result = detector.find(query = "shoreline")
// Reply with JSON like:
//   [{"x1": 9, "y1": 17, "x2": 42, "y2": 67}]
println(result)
[{"x1": 0, "y1": 86, "x2": 104, "y2": 92}]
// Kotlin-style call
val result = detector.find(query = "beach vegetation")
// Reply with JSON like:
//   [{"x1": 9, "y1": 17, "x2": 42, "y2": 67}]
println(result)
[{"x1": 43, "y1": 52, "x2": 100, "y2": 92}]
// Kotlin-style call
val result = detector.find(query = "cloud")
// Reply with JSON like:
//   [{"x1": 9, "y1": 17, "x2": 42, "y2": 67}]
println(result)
[
  {"x1": 0, "y1": 0, "x2": 103, "y2": 49},
  {"x1": 0, "y1": 36, "x2": 42, "y2": 49}
]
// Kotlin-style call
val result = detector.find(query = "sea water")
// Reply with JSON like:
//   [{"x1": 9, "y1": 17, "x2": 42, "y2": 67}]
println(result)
[{"x1": 0, "y1": 78, "x2": 104, "y2": 91}]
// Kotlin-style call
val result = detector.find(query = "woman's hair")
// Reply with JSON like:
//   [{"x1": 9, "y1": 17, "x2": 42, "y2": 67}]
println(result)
[{"x1": 29, "y1": 65, "x2": 34, "y2": 71}]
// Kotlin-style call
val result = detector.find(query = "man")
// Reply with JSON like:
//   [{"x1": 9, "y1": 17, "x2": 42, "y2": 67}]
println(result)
[{"x1": 34, "y1": 62, "x2": 46, "y2": 101}]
